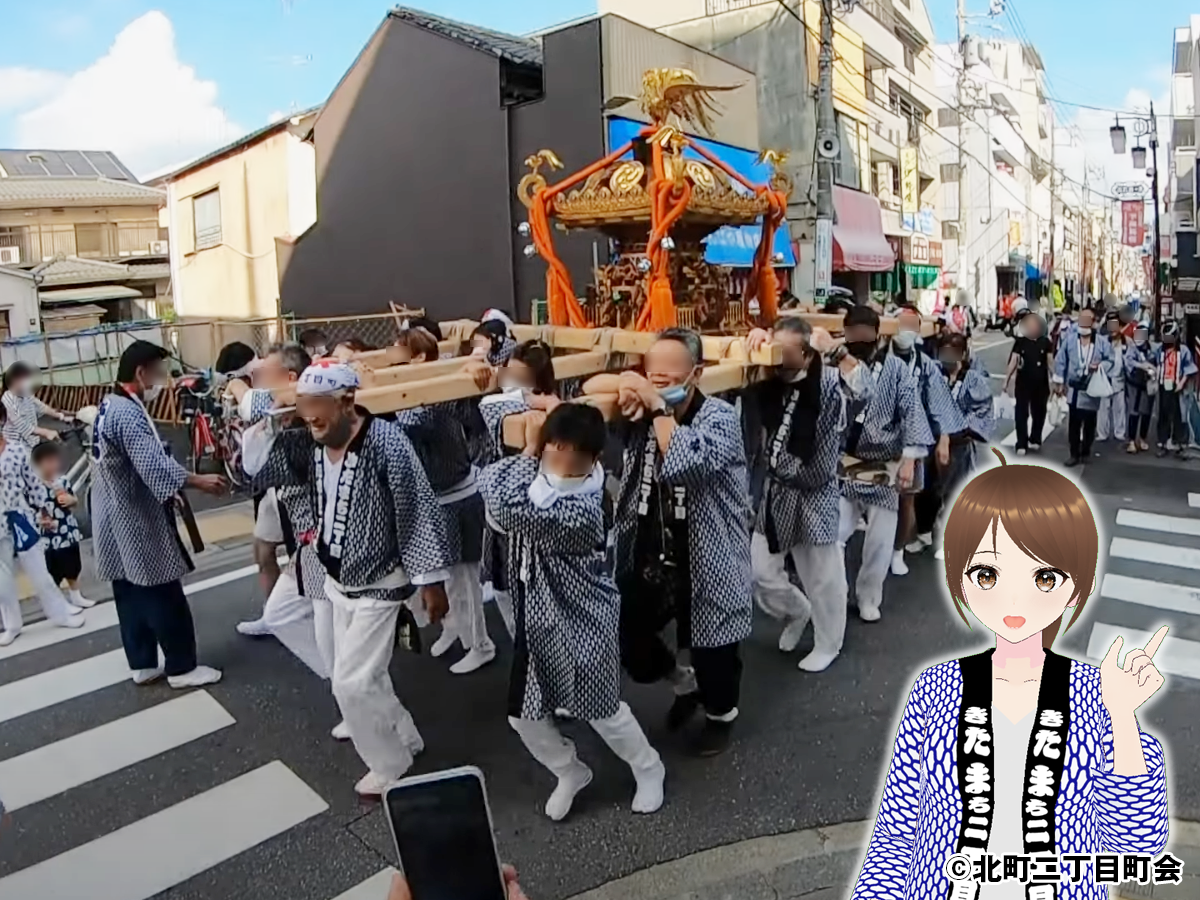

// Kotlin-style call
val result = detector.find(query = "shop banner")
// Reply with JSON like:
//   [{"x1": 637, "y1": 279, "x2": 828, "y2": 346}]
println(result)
[
  {"x1": 900, "y1": 146, "x2": 919, "y2": 216},
  {"x1": 815, "y1": 218, "x2": 833, "y2": 298},
  {"x1": 1122, "y1": 201, "x2": 1145, "y2": 247}
]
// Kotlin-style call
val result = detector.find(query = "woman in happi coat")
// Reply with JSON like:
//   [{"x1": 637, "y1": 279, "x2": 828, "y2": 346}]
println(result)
[
  {"x1": 1, "y1": 361, "x2": 72, "y2": 449},
  {"x1": 1122, "y1": 322, "x2": 1157, "y2": 454},
  {"x1": 742, "y1": 318, "x2": 850, "y2": 674},
  {"x1": 852, "y1": 452, "x2": 1169, "y2": 900},
  {"x1": 583, "y1": 328, "x2": 753, "y2": 757},
  {"x1": 1149, "y1": 321, "x2": 1198, "y2": 457},
  {"x1": 389, "y1": 326, "x2": 496, "y2": 675},
  {"x1": 480, "y1": 403, "x2": 664, "y2": 822},
  {"x1": 1096, "y1": 311, "x2": 1129, "y2": 445},
  {"x1": 834, "y1": 304, "x2": 934, "y2": 624},
  {"x1": 1052, "y1": 306, "x2": 1114, "y2": 468}
]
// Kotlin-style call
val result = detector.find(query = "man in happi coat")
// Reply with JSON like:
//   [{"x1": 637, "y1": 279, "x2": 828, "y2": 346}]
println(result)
[
  {"x1": 246, "y1": 361, "x2": 453, "y2": 796},
  {"x1": 584, "y1": 328, "x2": 753, "y2": 757},
  {"x1": 743, "y1": 317, "x2": 848, "y2": 674},
  {"x1": 835, "y1": 304, "x2": 934, "y2": 624},
  {"x1": 91, "y1": 341, "x2": 227, "y2": 687}
]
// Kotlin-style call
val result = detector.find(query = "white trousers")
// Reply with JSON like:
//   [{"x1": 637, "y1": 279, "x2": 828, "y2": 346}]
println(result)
[
  {"x1": 0, "y1": 539, "x2": 76, "y2": 631},
  {"x1": 837, "y1": 497, "x2": 899, "y2": 615},
  {"x1": 444, "y1": 562, "x2": 493, "y2": 652},
  {"x1": 263, "y1": 572, "x2": 333, "y2": 679},
  {"x1": 1097, "y1": 389, "x2": 1127, "y2": 441},
  {"x1": 751, "y1": 533, "x2": 848, "y2": 657},
  {"x1": 509, "y1": 702, "x2": 660, "y2": 777},
  {"x1": 327, "y1": 593, "x2": 422, "y2": 779}
]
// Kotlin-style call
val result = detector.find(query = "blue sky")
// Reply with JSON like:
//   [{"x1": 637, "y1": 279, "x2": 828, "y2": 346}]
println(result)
[{"x1": 0, "y1": 0, "x2": 1191, "y2": 178}]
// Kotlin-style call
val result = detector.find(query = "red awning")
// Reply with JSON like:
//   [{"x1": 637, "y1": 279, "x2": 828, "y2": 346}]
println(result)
[{"x1": 832, "y1": 186, "x2": 896, "y2": 272}]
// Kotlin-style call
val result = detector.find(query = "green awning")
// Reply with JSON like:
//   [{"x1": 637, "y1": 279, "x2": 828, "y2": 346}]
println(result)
[
  {"x1": 870, "y1": 269, "x2": 899, "y2": 293},
  {"x1": 904, "y1": 264, "x2": 939, "y2": 290}
]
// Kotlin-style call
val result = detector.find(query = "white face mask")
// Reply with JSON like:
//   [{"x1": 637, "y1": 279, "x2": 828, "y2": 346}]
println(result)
[
  {"x1": 893, "y1": 330, "x2": 919, "y2": 352},
  {"x1": 142, "y1": 383, "x2": 164, "y2": 403},
  {"x1": 471, "y1": 345, "x2": 489, "y2": 360},
  {"x1": 1077, "y1": 327, "x2": 1093, "y2": 337}
]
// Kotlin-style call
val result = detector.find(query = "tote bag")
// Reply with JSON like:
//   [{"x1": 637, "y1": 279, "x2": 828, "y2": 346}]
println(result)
[{"x1": 1086, "y1": 368, "x2": 1115, "y2": 399}]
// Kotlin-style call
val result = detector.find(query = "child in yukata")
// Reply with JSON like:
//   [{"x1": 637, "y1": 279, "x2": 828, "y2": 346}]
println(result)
[
  {"x1": 31, "y1": 441, "x2": 94, "y2": 610},
  {"x1": 479, "y1": 403, "x2": 665, "y2": 823},
  {"x1": 852, "y1": 450, "x2": 1170, "y2": 900}
]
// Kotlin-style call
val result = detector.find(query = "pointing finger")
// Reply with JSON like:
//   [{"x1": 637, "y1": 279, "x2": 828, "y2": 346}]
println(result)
[
  {"x1": 1101, "y1": 635, "x2": 1124, "y2": 669},
  {"x1": 1144, "y1": 625, "x2": 1169, "y2": 660}
]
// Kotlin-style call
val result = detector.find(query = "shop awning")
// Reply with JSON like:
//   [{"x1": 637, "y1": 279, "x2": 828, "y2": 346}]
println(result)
[
  {"x1": 833, "y1": 186, "x2": 895, "y2": 272},
  {"x1": 38, "y1": 285, "x2": 142, "y2": 304},
  {"x1": 703, "y1": 223, "x2": 796, "y2": 268},
  {"x1": 1025, "y1": 261, "x2": 1041, "y2": 280}
]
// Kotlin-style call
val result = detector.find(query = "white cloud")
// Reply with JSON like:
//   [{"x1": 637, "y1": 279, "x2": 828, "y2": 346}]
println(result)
[
  {"x1": 13, "y1": 11, "x2": 243, "y2": 179},
  {"x1": 267, "y1": 111, "x2": 286, "y2": 124},
  {"x1": 0, "y1": 67, "x2": 67, "y2": 113}
]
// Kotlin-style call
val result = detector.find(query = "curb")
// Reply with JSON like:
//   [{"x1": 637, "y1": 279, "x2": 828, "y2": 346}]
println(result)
[{"x1": 563, "y1": 820, "x2": 1200, "y2": 900}]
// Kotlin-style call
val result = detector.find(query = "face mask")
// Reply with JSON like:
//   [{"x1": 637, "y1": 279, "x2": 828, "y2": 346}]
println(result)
[
  {"x1": 543, "y1": 472, "x2": 590, "y2": 492},
  {"x1": 940, "y1": 357, "x2": 961, "y2": 373},
  {"x1": 142, "y1": 383, "x2": 164, "y2": 403},
  {"x1": 658, "y1": 384, "x2": 689, "y2": 408},
  {"x1": 471, "y1": 346, "x2": 489, "y2": 360},
  {"x1": 893, "y1": 331, "x2": 918, "y2": 352},
  {"x1": 846, "y1": 340, "x2": 876, "y2": 361},
  {"x1": 310, "y1": 346, "x2": 327, "y2": 358},
  {"x1": 1077, "y1": 327, "x2": 1092, "y2": 337}
]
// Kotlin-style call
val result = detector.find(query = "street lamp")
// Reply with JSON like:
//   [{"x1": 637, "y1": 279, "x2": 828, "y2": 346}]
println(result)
[{"x1": 1112, "y1": 105, "x2": 1162, "y2": 334}]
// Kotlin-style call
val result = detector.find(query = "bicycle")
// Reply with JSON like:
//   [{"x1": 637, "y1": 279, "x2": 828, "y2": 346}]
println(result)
[{"x1": 174, "y1": 372, "x2": 246, "y2": 489}]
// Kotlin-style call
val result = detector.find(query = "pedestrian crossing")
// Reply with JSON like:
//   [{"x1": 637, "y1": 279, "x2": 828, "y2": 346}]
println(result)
[
  {"x1": 0, "y1": 564, "x2": 398, "y2": 900},
  {"x1": 1083, "y1": 505, "x2": 1200, "y2": 683}
]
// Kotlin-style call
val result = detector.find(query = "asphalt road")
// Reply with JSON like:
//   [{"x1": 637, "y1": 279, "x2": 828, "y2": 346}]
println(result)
[{"x1": 3, "y1": 334, "x2": 1198, "y2": 900}]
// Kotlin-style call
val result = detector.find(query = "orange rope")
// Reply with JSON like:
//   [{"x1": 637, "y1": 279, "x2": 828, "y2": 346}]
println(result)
[{"x1": 636, "y1": 139, "x2": 693, "y2": 332}]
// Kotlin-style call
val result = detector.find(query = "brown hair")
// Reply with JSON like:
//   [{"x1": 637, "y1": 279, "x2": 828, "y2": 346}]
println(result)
[
  {"x1": 394, "y1": 327, "x2": 438, "y2": 362},
  {"x1": 943, "y1": 448, "x2": 1098, "y2": 649}
]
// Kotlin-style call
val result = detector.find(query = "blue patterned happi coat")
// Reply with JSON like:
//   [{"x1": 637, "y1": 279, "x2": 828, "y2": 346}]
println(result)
[{"x1": 851, "y1": 657, "x2": 1169, "y2": 900}]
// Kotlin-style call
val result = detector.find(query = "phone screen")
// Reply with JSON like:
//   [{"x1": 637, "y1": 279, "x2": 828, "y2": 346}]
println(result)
[{"x1": 385, "y1": 772, "x2": 507, "y2": 900}]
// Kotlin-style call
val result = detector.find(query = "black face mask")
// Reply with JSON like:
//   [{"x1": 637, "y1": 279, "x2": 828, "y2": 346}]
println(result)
[
  {"x1": 940, "y1": 358, "x2": 962, "y2": 375},
  {"x1": 846, "y1": 340, "x2": 876, "y2": 361}
]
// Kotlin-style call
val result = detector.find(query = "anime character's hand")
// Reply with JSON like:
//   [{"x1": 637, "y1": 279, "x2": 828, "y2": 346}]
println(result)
[{"x1": 1100, "y1": 625, "x2": 1168, "y2": 719}]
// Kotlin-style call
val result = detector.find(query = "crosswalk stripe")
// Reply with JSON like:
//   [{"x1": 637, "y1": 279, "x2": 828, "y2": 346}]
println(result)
[
  {"x1": 0, "y1": 691, "x2": 234, "y2": 813},
  {"x1": 0, "y1": 563, "x2": 260, "y2": 662},
  {"x1": 1101, "y1": 574, "x2": 1200, "y2": 615},
  {"x1": 0, "y1": 649, "x2": 136, "y2": 725},
  {"x1": 1115, "y1": 509, "x2": 1200, "y2": 537},
  {"x1": 0, "y1": 760, "x2": 328, "y2": 900},
  {"x1": 1086, "y1": 623, "x2": 1200, "y2": 681},
  {"x1": 1190, "y1": 493, "x2": 1200, "y2": 508},
  {"x1": 332, "y1": 869, "x2": 398, "y2": 900},
  {"x1": 1109, "y1": 537, "x2": 1200, "y2": 571},
  {"x1": 1000, "y1": 424, "x2": 1056, "y2": 448}
]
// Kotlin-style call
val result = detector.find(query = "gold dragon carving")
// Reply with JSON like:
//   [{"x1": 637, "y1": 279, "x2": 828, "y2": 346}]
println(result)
[
  {"x1": 609, "y1": 69, "x2": 742, "y2": 135},
  {"x1": 517, "y1": 149, "x2": 564, "y2": 209}
]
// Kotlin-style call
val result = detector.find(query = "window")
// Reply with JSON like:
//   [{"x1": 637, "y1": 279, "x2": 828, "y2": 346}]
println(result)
[
  {"x1": 903, "y1": 43, "x2": 915, "y2": 74},
  {"x1": 75, "y1": 224, "x2": 105, "y2": 257},
  {"x1": 193, "y1": 189, "x2": 222, "y2": 250}
]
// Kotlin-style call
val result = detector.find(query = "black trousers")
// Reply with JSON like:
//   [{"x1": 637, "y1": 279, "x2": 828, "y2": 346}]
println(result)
[
  {"x1": 618, "y1": 578, "x2": 742, "y2": 718},
  {"x1": 1157, "y1": 390, "x2": 1185, "y2": 447},
  {"x1": 1014, "y1": 381, "x2": 1049, "y2": 450},
  {"x1": 1067, "y1": 405, "x2": 1098, "y2": 460},
  {"x1": 1127, "y1": 389, "x2": 1152, "y2": 442},
  {"x1": 112, "y1": 579, "x2": 197, "y2": 677}
]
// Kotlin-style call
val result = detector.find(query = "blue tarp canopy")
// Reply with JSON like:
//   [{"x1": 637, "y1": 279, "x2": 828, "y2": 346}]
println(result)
[
  {"x1": 607, "y1": 117, "x2": 795, "y2": 268},
  {"x1": 1025, "y1": 261, "x2": 1041, "y2": 280}
]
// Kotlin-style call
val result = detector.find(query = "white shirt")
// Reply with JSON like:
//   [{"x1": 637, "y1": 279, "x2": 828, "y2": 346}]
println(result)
[
  {"x1": 321, "y1": 450, "x2": 344, "y2": 546},
  {"x1": 983, "y1": 706, "x2": 1036, "y2": 898}
]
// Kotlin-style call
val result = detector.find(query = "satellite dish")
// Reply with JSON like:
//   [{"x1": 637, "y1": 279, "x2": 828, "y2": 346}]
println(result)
[{"x1": 817, "y1": 135, "x2": 841, "y2": 159}]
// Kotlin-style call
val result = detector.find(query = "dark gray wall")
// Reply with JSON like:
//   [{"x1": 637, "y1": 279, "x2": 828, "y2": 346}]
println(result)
[
  {"x1": 508, "y1": 20, "x2": 607, "y2": 322},
  {"x1": 281, "y1": 17, "x2": 515, "y2": 322}
]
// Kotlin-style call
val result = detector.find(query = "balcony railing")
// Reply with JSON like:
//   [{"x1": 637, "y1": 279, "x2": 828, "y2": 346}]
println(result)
[
  {"x1": 857, "y1": 0, "x2": 896, "y2": 30},
  {"x1": 705, "y1": 0, "x2": 765, "y2": 14},
  {"x1": 0, "y1": 221, "x2": 163, "y2": 265}
]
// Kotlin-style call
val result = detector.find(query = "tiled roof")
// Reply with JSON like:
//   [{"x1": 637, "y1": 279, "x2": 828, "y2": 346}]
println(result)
[
  {"x1": 0, "y1": 177, "x2": 165, "y2": 209},
  {"x1": 29, "y1": 255, "x2": 168, "y2": 287},
  {"x1": 389, "y1": 7, "x2": 542, "y2": 66},
  {"x1": 124, "y1": 262, "x2": 172, "y2": 281}
]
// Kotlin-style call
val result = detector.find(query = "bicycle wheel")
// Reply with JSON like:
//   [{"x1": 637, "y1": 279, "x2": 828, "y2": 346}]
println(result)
[{"x1": 222, "y1": 422, "x2": 245, "y2": 488}]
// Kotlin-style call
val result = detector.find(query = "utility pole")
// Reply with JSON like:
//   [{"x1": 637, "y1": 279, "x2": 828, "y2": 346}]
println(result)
[
  {"x1": 1048, "y1": 124, "x2": 1056, "y2": 310},
  {"x1": 813, "y1": 0, "x2": 837, "y2": 304},
  {"x1": 1150, "y1": 102, "x2": 1163, "y2": 335},
  {"x1": 956, "y1": 0, "x2": 969, "y2": 309}
]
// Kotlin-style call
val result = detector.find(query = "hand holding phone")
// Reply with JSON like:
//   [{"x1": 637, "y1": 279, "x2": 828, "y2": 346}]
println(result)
[{"x1": 387, "y1": 866, "x2": 530, "y2": 900}]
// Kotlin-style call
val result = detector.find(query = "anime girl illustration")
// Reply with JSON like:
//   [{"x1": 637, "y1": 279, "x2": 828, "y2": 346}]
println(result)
[{"x1": 851, "y1": 449, "x2": 1170, "y2": 899}]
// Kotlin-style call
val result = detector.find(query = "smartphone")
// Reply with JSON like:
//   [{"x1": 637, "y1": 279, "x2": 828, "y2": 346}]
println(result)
[{"x1": 384, "y1": 766, "x2": 507, "y2": 900}]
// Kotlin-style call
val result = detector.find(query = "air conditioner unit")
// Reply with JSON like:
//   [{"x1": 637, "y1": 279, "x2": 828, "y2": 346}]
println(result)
[
  {"x1": 0, "y1": 247, "x2": 20, "y2": 265},
  {"x1": 148, "y1": 240, "x2": 169, "y2": 256}
]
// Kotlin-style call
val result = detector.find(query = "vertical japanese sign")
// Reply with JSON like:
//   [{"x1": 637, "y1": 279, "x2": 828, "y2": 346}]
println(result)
[
  {"x1": 900, "y1": 146, "x2": 919, "y2": 216},
  {"x1": 1122, "y1": 200, "x2": 1145, "y2": 247},
  {"x1": 815, "y1": 218, "x2": 833, "y2": 299}
]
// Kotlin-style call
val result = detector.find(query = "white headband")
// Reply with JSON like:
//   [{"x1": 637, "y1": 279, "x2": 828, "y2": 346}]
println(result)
[{"x1": 296, "y1": 362, "x2": 359, "y2": 396}]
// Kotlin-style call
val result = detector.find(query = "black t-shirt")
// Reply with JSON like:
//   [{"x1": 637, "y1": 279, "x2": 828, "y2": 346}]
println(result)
[{"x1": 1012, "y1": 335, "x2": 1052, "y2": 386}]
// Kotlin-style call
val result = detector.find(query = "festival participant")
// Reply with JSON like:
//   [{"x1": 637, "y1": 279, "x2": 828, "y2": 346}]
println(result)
[
  {"x1": 480, "y1": 403, "x2": 665, "y2": 821},
  {"x1": 1151, "y1": 321, "x2": 1197, "y2": 458},
  {"x1": 246, "y1": 360, "x2": 454, "y2": 796},
  {"x1": 1124, "y1": 322, "x2": 1157, "y2": 453},
  {"x1": 2, "y1": 361, "x2": 71, "y2": 448},
  {"x1": 31, "y1": 441, "x2": 94, "y2": 610},
  {"x1": 298, "y1": 328, "x2": 329, "y2": 360},
  {"x1": 1097, "y1": 310, "x2": 1129, "y2": 444},
  {"x1": 390, "y1": 326, "x2": 440, "y2": 366},
  {"x1": 1003, "y1": 310, "x2": 1054, "y2": 455},
  {"x1": 888, "y1": 305, "x2": 962, "y2": 575},
  {"x1": 584, "y1": 328, "x2": 753, "y2": 757},
  {"x1": 834, "y1": 305, "x2": 933, "y2": 624},
  {"x1": 1052, "y1": 305, "x2": 1114, "y2": 467},
  {"x1": 90, "y1": 341, "x2": 226, "y2": 685},
  {"x1": 471, "y1": 310, "x2": 517, "y2": 366},
  {"x1": 743, "y1": 318, "x2": 849, "y2": 673}
]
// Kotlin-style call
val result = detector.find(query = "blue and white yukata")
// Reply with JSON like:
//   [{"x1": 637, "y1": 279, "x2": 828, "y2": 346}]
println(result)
[
  {"x1": 835, "y1": 352, "x2": 933, "y2": 619},
  {"x1": 0, "y1": 441, "x2": 78, "y2": 640},
  {"x1": 91, "y1": 391, "x2": 200, "y2": 677},
  {"x1": 248, "y1": 411, "x2": 453, "y2": 780},
  {"x1": 1053, "y1": 331, "x2": 1115, "y2": 462},
  {"x1": 1149, "y1": 343, "x2": 1198, "y2": 451},
  {"x1": 744, "y1": 365, "x2": 850, "y2": 666},
  {"x1": 942, "y1": 362, "x2": 994, "y2": 499},
  {"x1": 480, "y1": 456, "x2": 663, "y2": 816},
  {"x1": 1097, "y1": 336, "x2": 1129, "y2": 442},
  {"x1": 1, "y1": 390, "x2": 55, "y2": 449},
  {"x1": 1123, "y1": 340, "x2": 1157, "y2": 444}
]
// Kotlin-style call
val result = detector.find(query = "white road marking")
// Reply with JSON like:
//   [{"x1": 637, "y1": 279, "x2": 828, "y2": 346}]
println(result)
[
  {"x1": 1100, "y1": 574, "x2": 1200, "y2": 615},
  {"x1": 0, "y1": 761, "x2": 328, "y2": 900},
  {"x1": 0, "y1": 649, "x2": 139, "y2": 725},
  {"x1": 1109, "y1": 537, "x2": 1200, "y2": 571},
  {"x1": 0, "y1": 563, "x2": 259, "y2": 661},
  {"x1": 0, "y1": 691, "x2": 234, "y2": 812},
  {"x1": 1115, "y1": 509, "x2": 1200, "y2": 537},
  {"x1": 1086, "y1": 623, "x2": 1200, "y2": 681},
  {"x1": 331, "y1": 870, "x2": 399, "y2": 900}
]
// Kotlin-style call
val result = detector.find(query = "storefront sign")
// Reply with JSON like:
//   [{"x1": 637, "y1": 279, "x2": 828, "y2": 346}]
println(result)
[
  {"x1": 1008, "y1": 220, "x2": 1021, "y2": 249},
  {"x1": 900, "y1": 146, "x2": 919, "y2": 216},
  {"x1": 929, "y1": 241, "x2": 943, "y2": 268},
  {"x1": 814, "y1": 218, "x2": 833, "y2": 298},
  {"x1": 1121, "y1": 200, "x2": 1145, "y2": 247},
  {"x1": 904, "y1": 234, "x2": 930, "y2": 264},
  {"x1": 1113, "y1": 182, "x2": 1148, "y2": 200}
]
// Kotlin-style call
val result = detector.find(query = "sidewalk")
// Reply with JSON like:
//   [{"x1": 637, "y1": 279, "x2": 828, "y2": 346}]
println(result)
[
  {"x1": 16, "y1": 500, "x2": 256, "y2": 611},
  {"x1": 563, "y1": 820, "x2": 1200, "y2": 900}
]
